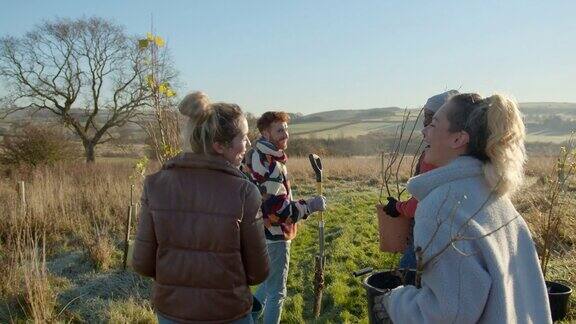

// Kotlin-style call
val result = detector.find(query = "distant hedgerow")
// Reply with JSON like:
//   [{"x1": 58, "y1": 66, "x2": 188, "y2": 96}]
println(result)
[{"x1": 0, "y1": 123, "x2": 78, "y2": 168}]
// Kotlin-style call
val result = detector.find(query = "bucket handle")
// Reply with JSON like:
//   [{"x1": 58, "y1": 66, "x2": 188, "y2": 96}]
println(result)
[
  {"x1": 354, "y1": 268, "x2": 394, "y2": 294},
  {"x1": 353, "y1": 267, "x2": 373, "y2": 277}
]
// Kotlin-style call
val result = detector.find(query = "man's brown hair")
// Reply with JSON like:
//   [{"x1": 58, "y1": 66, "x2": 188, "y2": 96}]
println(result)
[{"x1": 257, "y1": 111, "x2": 290, "y2": 132}]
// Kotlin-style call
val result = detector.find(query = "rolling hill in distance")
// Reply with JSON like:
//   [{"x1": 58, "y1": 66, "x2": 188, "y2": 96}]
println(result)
[
  {"x1": 291, "y1": 102, "x2": 576, "y2": 124},
  {"x1": 2, "y1": 102, "x2": 575, "y2": 123},
  {"x1": 287, "y1": 102, "x2": 576, "y2": 142},
  {"x1": 2, "y1": 102, "x2": 576, "y2": 143}
]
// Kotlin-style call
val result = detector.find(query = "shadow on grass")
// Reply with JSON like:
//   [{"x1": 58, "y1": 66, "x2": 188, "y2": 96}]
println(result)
[{"x1": 49, "y1": 251, "x2": 152, "y2": 323}]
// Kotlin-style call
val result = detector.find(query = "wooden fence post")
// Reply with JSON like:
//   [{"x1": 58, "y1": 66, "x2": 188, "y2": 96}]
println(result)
[
  {"x1": 19, "y1": 181, "x2": 26, "y2": 214},
  {"x1": 123, "y1": 185, "x2": 135, "y2": 270},
  {"x1": 122, "y1": 205, "x2": 133, "y2": 270}
]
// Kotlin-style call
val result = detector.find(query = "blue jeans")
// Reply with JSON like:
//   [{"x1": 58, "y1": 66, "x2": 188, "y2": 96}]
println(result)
[
  {"x1": 157, "y1": 312, "x2": 254, "y2": 324},
  {"x1": 254, "y1": 240, "x2": 291, "y2": 324},
  {"x1": 399, "y1": 220, "x2": 416, "y2": 269}
]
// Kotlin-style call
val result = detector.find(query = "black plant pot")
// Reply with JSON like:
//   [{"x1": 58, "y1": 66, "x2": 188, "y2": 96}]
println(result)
[
  {"x1": 547, "y1": 281, "x2": 572, "y2": 321},
  {"x1": 362, "y1": 269, "x2": 416, "y2": 324}
]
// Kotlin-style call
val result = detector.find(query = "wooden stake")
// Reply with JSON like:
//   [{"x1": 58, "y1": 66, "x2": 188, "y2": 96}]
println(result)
[
  {"x1": 19, "y1": 181, "x2": 26, "y2": 214},
  {"x1": 123, "y1": 204, "x2": 133, "y2": 270}
]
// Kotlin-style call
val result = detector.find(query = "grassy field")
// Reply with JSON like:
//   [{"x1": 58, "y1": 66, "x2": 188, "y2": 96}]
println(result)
[
  {"x1": 0, "y1": 155, "x2": 574, "y2": 323},
  {"x1": 290, "y1": 121, "x2": 400, "y2": 139}
]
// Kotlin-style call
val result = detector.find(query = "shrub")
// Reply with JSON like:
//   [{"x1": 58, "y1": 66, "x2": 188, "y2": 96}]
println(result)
[
  {"x1": 0, "y1": 123, "x2": 77, "y2": 168},
  {"x1": 80, "y1": 228, "x2": 116, "y2": 272}
]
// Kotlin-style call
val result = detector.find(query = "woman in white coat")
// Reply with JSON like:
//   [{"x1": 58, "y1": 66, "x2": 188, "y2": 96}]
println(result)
[{"x1": 376, "y1": 93, "x2": 551, "y2": 323}]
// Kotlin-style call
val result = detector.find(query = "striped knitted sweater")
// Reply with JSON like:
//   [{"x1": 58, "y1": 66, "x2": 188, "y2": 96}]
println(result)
[{"x1": 242, "y1": 138, "x2": 310, "y2": 241}]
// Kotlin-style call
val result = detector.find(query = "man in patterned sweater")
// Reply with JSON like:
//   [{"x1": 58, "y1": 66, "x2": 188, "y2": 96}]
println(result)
[{"x1": 243, "y1": 111, "x2": 326, "y2": 323}]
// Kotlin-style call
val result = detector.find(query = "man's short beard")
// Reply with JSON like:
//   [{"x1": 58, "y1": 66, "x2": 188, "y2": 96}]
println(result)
[{"x1": 276, "y1": 140, "x2": 287, "y2": 150}]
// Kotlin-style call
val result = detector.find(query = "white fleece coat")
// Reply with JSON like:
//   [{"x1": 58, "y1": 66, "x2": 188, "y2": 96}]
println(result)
[{"x1": 386, "y1": 156, "x2": 551, "y2": 324}]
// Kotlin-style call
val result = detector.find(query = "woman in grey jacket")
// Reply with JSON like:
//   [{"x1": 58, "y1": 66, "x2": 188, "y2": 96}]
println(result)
[{"x1": 376, "y1": 93, "x2": 551, "y2": 323}]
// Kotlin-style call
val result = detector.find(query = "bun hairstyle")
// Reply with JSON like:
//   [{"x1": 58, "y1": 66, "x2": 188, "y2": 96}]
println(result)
[
  {"x1": 178, "y1": 91, "x2": 244, "y2": 154},
  {"x1": 446, "y1": 93, "x2": 526, "y2": 195},
  {"x1": 178, "y1": 91, "x2": 212, "y2": 120}
]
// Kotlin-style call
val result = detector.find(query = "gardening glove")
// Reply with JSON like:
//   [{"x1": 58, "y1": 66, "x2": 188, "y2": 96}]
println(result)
[
  {"x1": 373, "y1": 292, "x2": 394, "y2": 323},
  {"x1": 306, "y1": 195, "x2": 326, "y2": 214},
  {"x1": 384, "y1": 197, "x2": 400, "y2": 218}
]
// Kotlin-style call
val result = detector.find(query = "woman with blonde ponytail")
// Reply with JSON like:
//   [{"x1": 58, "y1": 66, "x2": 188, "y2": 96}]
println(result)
[
  {"x1": 133, "y1": 92, "x2": 269, "y2": 324},
  {"x1": 483, "y1": 94, "x2": 527, "y2": 195},
  {"x1": 375, "y1": 93, "x2": 551, "y2": 323}
]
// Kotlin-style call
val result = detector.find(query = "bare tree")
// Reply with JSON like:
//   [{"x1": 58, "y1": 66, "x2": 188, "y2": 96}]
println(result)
[
  {"x1": 0, "y1": 17, "x2": 158, "y2": 162},
  {"x1": 136, "y1": 30, "x2": 181, "y2": 164}
]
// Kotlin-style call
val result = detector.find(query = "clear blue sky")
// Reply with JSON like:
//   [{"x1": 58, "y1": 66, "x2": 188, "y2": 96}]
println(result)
[{"x1": 1, "y1": 0, "x2": 575, "y2": 115}]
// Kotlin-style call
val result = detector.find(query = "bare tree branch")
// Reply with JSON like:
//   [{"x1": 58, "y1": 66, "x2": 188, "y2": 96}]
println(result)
[{"x1": 378, "y1": 108, "x2": 423, "y2": 203}]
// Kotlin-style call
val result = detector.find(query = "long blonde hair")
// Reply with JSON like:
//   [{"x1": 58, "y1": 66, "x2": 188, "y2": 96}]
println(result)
[
  {"x1": 178, "y1": 92, "x2": 244, "y2": 154},
  {"x1": 447, "y1": 93, "x2": 526, "y2": 195}
]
